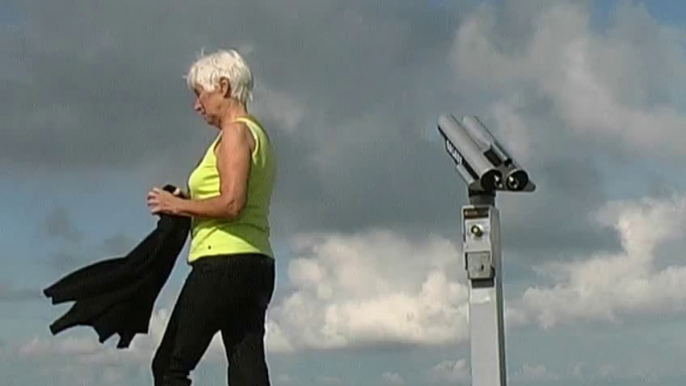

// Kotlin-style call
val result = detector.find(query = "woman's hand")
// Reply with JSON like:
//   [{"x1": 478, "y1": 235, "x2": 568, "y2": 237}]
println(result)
[{"x1": 147, "y1": 187, "x2": 183, "y2": 215}]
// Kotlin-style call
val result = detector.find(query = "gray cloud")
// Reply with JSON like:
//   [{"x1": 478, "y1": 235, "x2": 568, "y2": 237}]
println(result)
[
  {"x1": 39, "y1": 216, "x2": 137, "y2": 271},
  {"x1": 48, "y1": 250, "x2": 90, "y2": 272},
  {"x1": 3, "y1": 0, "x2": 474, "y2": 231},
  {"x1": 46, "y1": 233, "x2": 144, "y2": 272},
  {"x1": 4, "y1": 0, "x2": 685, "y2": 272},
  {"x1": 41, "y1": 207, "x2": 81, "y2": 243},
  {"x1": 101, "y1": 233, "x2": 135, "y2": 256},
  {"x1": 0, "y1": 284, "x2": 41, "y2": 303},
  {"x1": 1, "y1": 0, "x2": 465, "y2": 168},
  {"x1": 498, "y1": 153, "x2": 622, "y2": 259}
]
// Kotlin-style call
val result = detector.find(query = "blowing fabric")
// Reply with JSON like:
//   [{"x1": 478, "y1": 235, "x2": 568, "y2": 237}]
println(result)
[{"x1": 43, "y1": 184, "x2": 191, "y2": 348}]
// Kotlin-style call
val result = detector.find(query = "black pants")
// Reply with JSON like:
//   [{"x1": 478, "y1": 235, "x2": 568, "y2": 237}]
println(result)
[{"x1": 152, "y1": 253, "x2": 275, "y2": 386}]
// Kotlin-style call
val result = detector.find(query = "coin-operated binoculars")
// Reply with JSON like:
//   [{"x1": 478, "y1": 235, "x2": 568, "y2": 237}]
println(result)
[{"x1": 437, "y1": 114, "x2": 536, "y2": 386}]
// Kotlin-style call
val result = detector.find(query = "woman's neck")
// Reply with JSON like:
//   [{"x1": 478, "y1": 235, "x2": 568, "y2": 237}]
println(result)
[{"x1": 218, "y1": 103, "x2": 249, "y2": 129}]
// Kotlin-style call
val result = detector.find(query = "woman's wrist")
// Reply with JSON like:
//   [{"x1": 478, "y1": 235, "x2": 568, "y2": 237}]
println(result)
[{"x1": 175, "y1": 197, "x2": 193, "y2": 216}]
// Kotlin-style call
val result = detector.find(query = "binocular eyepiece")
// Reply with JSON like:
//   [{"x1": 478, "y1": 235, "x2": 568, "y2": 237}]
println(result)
[
  {"x1": 505, "y1": 169, "x2": 529, "y2": 191},
  {"x1": 437, "y1": 114, "x2": 535, "y2": 194},
  {"x1": 478, "y1": 169, "x2": 528, "y2": 192}
]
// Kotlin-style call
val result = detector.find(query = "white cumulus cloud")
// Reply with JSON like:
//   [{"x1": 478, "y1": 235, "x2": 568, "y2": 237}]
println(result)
[
  {"x1": 12, "y1": 307, "x2": 227, "y2": 366},
  {"x1": 253, "y1": 82, "x2": 307, "y2": 133},
  {"x1": 451, "y1": 1, "x2": 686, "y2": 160},
  {"x1": 382, "y1": 371, "x2": 405, "y2": 384},
  {"x1": 516, "y1": 193, "x2": 686, "y2": 328},
  {"x1": 265, "y1": 230, "x2": 470, "y2": 351},
  {"x1": 429, "y1": 358, "x2": 470, "y2": 384}
]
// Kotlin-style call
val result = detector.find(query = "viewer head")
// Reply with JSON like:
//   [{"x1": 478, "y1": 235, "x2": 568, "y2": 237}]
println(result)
[{"x1": 185, "y1": 49, "x2": 254, "y2": 126}]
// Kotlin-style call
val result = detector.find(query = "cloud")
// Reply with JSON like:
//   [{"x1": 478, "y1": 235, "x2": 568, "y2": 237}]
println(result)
[
  {"x1": 7, "y1": 0, "x2": 681, "y2": 268},
  {"x1": 2, "y1": 0, "x2": 478, "y2": 239},
  {"x1": 265, "y1": 230, "x2": 469, "y2": 352},
  {"x1": 100, "y1": 233, "x2": 136, "y2": 256},
  {"x1": 275, "y1": 373, "x2": 295, "y2": 384},
  {"x1": 41, "y1": 217, "x2": 154, "y2": 272},
  {"x1": 515, "y1": 193, "x2": 686, "y2": 328},
  {"x1": 0, "y1": 283, "x2": 41, "y2": 302},
  {"x1": 314, "y1": 375, "x2": 344, "y2": 385},
  {"x1": 41, "y1": 207, "x2": 82, "y2": 243},
  {"x1": 439, "y1": 0, "x2": 686, "y2": 268},
  {"x1": 38, "y1": 206, "x2": 136, "y2": 271},
  {"x1": 450, "y1": 1, "x2": 686, "y2": 160},
  {"x1": 510, "y1": 364, "x2": 559, "y2": 383},
  {"x1": 1, "y1": 0, "x2": 464, "y2": 171},
  {"x1": 48, "y1": 250, "x2": 91, "y2": 271},
  {"x1": 252, "y1": 84, "x2": 306, "y2": 134},
  {"x1": 12, "y1": 307, "x2": 226, "y2": 367},
  {"x1": 45, "y1": 234, "x2": 136, "y2": 272},
  {"x1": 9, "y1": 334, "x2": 146, "y2": 386},
  {"x1": 264, "y1": 318, "x2": 295, "y2": 353},
  {"x1": 591, "y1": 363, "x2": 666, "y2": 384},
  {"x1": 381, "y1": 371, "x2": 405, "y2": 385},
  {"x1": 428, "y1": 359, "x2": 470, "y2": 384},
  {"x1": 15, "y1": 225, "x2": 467, "y2": 364},
  {"x1": 3, "y1": 0, "x2": 686, "y2": 385}
]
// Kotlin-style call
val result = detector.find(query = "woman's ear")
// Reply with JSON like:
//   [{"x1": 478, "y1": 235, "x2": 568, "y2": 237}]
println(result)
[{"x1": 219, "y1": 77, "x2": 231, "y2": 97}]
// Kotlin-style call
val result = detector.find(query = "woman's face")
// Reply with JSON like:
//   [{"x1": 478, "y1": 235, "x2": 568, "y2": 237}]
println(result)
[{"x1": 192, "y1": 82, "x2": 227, "y2": 127}]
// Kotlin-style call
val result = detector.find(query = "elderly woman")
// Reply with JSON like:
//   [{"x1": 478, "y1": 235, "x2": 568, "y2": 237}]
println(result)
[{"x1": 146, "y1": 49, "x2": 276, "y2": 386}]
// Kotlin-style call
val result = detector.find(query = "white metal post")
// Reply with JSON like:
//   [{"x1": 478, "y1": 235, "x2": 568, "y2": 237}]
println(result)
[
  {"x1": 462, "y1": 199, "x2": 507, "y2": 386},
  {"x1": 436, "y1": 113, "x2": 534, "y2": 386}
]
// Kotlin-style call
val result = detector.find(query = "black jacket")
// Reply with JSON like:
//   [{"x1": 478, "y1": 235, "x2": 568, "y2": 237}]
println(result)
[{"x1": 43, "y1": 185, "x2": 191, "y2": 349}]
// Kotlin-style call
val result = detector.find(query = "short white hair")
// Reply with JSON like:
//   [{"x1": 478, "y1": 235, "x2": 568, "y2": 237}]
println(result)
[{"x1": 185, "y1": 49, "x2": 254, "y2": 104}]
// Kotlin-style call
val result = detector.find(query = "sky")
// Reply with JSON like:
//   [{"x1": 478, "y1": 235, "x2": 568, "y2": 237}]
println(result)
[{"x1": 1, "y1": 0, "x2": 686, "y2": 385}]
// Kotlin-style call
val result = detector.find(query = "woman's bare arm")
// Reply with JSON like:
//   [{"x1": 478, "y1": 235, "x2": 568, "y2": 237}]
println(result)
[{"x1": 175, "y1": 121, "x2": 254, "y2": 219}]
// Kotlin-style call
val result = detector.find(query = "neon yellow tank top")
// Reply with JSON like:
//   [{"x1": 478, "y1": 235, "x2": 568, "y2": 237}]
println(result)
[{"x1": 187, "y1": 116, "x2": 276, "y2": 262}]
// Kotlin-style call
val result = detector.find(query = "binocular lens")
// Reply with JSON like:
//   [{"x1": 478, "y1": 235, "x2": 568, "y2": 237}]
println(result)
[
  {"x1": 481, "y1": 170, "x2": 502, "y2": 191},
  {"x1": 506, "y1": 170, "x2": 528, "y2": 191}
]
